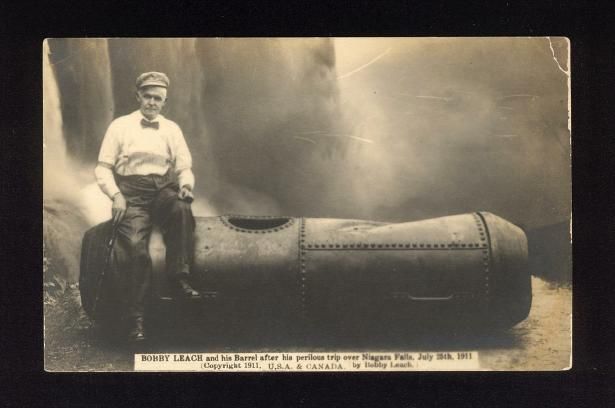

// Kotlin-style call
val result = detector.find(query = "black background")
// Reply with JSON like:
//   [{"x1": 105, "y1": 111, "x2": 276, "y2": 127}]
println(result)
[{"x1": 1, "y1": 0, "x2": 614, "y2": 406}]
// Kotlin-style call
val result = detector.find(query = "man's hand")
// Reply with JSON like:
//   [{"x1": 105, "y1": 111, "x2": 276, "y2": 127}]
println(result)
[
  {"x1": 178, "y1": 185, "x2": 194, "y2": 203},
  {"x1": 112, "y1": 192, "x2": 127, "y2": 226}
]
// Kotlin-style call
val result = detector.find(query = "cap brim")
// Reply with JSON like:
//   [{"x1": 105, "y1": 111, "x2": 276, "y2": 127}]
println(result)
[{"x1": 138, "y1": 81, "x2": 168, "y2": 88}]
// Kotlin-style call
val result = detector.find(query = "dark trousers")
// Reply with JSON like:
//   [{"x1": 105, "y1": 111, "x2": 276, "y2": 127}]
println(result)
[{"x1": 112, "y1": 172, "x2": 195, "y2": 320}]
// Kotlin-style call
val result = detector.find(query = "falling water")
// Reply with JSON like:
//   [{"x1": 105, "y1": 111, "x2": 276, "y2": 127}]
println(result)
[
  {"x1": 43, "y1": 40, "x2": 69, "y2": 195},
  {"x1": 43, "y1": 41, "x2": 90, "y2": 283}
]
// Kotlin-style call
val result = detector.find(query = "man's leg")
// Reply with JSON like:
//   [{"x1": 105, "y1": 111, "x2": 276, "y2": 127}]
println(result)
[
  {"x1": 113, "y1": 205, "x2": 153, "y2": 340},
  {"x1": 151, "y1": 186, "x2": 199, "y2": 297}
]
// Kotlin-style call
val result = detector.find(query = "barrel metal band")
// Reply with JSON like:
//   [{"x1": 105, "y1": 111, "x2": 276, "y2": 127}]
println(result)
[
  {"x1": 473, "y1": 212, "x2": 491, "y2": 302},
  {"x1": 300, "y1": 243, "x2": 488, "y2": 250},
  {"x1": 298, "y1": 217, "x2": 307, "y2": 319}
]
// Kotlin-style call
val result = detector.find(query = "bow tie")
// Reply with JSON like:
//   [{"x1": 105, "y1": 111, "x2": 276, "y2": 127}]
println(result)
[{"x1": 141, "y1": 119, "x2": 160, "y2": 129}]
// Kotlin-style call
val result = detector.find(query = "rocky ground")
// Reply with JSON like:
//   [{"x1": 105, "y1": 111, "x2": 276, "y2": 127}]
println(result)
[{"x1": 44, "y1": 277, "x2": 571, "y2": 372}]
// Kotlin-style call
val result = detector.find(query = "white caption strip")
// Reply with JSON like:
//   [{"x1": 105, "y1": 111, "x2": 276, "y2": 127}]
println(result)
[{"x1": 135, "y1": 351, "x2": 480, "y2": 371}]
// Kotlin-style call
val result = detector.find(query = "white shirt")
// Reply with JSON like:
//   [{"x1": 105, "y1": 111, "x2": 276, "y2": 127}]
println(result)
[{"x1": 95, "y1": 110, "x2": 195, "y2": 199}]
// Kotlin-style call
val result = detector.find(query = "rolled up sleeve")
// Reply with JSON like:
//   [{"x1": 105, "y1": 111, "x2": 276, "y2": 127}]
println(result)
[
  {"x1": 95, "y1": 164, "x2": 120, "y2": 199},
  {"x1": 98, "y1": 121, "x2": 120, "y2": 167},
  {"x1": 95, "y1": 121, "x2": 121, "y2": 199}
]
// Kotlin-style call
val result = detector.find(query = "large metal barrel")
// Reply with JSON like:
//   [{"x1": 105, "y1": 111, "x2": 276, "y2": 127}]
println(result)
[{"x1": 81, "y1": 212, "x2": 531, "y2": 336}]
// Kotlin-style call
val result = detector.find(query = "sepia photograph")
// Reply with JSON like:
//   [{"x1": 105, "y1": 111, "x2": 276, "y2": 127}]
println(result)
[{"x1": 43, "y1": 37, "x2": 571, "y2": 372}]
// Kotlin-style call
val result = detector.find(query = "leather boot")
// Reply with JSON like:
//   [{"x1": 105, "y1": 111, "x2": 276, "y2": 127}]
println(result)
[
  {"x1": 128, "y1": 316, "x2": 147, "y2": 342},
  {"x1": 178, "y1": 278, "x2": 201, "y2": 299}
]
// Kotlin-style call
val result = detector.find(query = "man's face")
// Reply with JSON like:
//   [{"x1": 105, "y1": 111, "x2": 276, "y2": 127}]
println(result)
[{"x1": 136, "y1": 86, "x2": 167, "y2": 120}]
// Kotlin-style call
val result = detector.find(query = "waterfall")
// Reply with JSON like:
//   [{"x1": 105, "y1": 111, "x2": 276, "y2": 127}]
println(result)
[
  {"x1": 46, "y1": 38, "x2": 570, "y2": 229},
  {"x1": 43, "y1": 40, "x2": 90, "y2": 283},
  {"x1": 43, "y1": 40, "x2": 70, "y2": 195}
]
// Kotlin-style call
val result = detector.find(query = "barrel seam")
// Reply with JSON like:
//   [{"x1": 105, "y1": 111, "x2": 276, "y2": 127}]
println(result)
[{"x1": 475, "y1": 212, "x2": 492, "y2": 303}]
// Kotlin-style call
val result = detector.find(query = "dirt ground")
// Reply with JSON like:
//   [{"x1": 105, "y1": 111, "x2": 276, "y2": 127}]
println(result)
[
  {"x1": 44, "y1": 276, "x2": 571, "y2": 372},
  {"x1": 479, "y1": 277, "x2": 571, "y2": 370}
]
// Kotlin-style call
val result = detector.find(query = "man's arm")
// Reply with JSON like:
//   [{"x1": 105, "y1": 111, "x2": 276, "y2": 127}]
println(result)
[
  {"x1": 172, "y1": 124, "x2": 195, "y2": 201},
  {"x1": 96, "y1": 120, "x2": 122, "y2": 199},
  {"x1": 94, "y1": 163, "x2": 120, "y2": 199},
  {"x1": 95, "y1": 121, "x2": 126, "y2": 224},
  {"x1": 95, "y1": 162, "x2": 127, "y2": 225}
]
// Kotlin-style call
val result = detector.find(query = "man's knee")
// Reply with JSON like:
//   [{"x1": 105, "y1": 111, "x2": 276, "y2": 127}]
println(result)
[
  {"x1": 170, "y1": 200, "x2": 193, "y2": 218},
  {"x1": 120, "y1": 232, "x2": 150, "y2": 260}
]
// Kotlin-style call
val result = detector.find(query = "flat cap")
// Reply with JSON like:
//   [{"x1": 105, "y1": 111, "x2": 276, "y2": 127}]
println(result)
[{"x1": 136, "y1": 72, "x2": 170, "y2": 89}]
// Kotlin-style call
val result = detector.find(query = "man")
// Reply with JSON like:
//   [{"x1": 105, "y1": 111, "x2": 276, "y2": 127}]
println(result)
[{"x1": 95, "y1": 72, "x2": 200, "y2": 342}]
